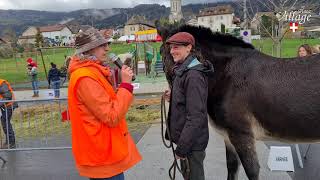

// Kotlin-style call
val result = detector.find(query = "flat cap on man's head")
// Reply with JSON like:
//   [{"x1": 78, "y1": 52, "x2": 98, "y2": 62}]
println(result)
[{"x1": 166, "y1": 32, "x2": 195, "y2": 47}]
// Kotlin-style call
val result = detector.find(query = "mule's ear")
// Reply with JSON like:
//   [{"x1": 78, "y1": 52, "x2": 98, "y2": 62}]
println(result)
[
  {"x1": 155, "y1": 20, "x2": 170, "y2": 41},
  {"x1": 155, "y1": 20, "x2": 161, "y2": 30}
]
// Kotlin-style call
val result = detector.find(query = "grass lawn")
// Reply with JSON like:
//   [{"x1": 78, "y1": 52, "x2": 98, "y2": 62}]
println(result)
[
  {"x1": 0, "y1": 42, "x2": 162, "y2": 85},
  {"x1": 0, "y1": 39, "x2": 319, "y2": 85},
  {"x1": 252, "y1": 38, "x2": 319, "y2": 58}
]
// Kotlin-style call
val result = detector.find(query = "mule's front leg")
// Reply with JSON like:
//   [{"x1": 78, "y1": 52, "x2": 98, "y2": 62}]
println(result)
[
  {"x1": 225, "y1": 140, "x2": 240, "y2": 180},
  {"x1": 229, "y1": 133, "x2": 260, "y2": 180}
]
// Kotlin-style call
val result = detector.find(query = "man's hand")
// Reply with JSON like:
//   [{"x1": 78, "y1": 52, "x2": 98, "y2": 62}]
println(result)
[
  {"x1": 175, "y1": 153, "x2": 186, "y2": 160},
  {"x1": 164, "y1": 89, "x2": 171, "y2": 102}
]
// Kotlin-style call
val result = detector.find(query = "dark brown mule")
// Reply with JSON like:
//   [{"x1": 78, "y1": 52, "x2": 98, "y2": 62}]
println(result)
[{"x1": 157, "y1": 24, "x2": 320, "y2": 180}]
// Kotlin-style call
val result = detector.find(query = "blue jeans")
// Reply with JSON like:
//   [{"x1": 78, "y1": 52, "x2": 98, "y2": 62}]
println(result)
[
  {"x1": 51, "y1": 80, "x2": 61, "y2": 98},
  {"x1": 31, "y1": 80, "x2": 39, "y2": 95},
  {"x1": 89, "y1": 173, "x2": 124, "y2": 180}
]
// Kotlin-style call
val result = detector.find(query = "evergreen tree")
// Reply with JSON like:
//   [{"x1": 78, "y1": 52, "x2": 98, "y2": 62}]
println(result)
[{"x1": 35, "y1": 28, "x2": 44, "y2": 48}]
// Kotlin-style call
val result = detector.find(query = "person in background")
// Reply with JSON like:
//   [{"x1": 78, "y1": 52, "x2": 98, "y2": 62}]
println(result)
[
  {"x1": 298, "y1": 44, "x2": 313, "y2": 57},
  {"x1": 48, "y1": 62, "x2": 61, "y2": 98},
  {"x1": 68, "y1": 28, "x2": 141, "y2": 180},
  {"x1": 26, "y1": 57, "x2": 37, "y2": 67},
  {"x1": 312, "y1": 45, "x2": 320, "y2": 54},
  {"x1": 0, "y1": 79, "x2": 18, "y2": 149},
  {"x1": 60, "y1": 56, "x2": 72, "y2": 86},
  {"x1": 27, "y1": 60, "x2": 39, "y2": 98}
]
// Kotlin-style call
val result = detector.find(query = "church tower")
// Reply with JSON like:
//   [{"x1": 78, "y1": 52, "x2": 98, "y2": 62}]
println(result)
[{"x1": 169, "y1": 0, "x2": 183, "y2": 23}]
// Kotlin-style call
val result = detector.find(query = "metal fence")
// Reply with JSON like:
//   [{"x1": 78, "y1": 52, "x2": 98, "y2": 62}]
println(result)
[{"x1": 0, "y1": 98, "x2": 71, "y2": 152}]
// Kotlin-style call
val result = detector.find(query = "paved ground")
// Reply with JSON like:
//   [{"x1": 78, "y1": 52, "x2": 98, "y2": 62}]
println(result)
[
  {"x1": 1, "y1": 121, "x2": 320, "y2": 180},
  {"x1": 126, "y1": 124, "x2": 292, "y2": 180},
  {"x1": 0, "y1": 123, "x2": 292, "y2": 180},
  {"x1": 13, "y1": 81, "x2": 168, "y2": 100},
  {"x1": 0, "y1": 150, "x2": 86, "y2": 180},
  {"x1": 11, "y1": 75, "x2": 167, "y2": 91},
  {"x1": 4, "y1": 80, "x2": 320, "y2": 180},
  {"x1": 0, "y1": 123, "x2": 151, "y2": 180},
  {"x1": 266, "y1": 142, "x2": 320, "y2": 180}
]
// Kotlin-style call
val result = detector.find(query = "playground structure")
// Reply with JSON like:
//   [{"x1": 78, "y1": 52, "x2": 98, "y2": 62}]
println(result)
[
  {"x1": 130, "y1": 29, "x2": 164, "y2": 78},
  {"x1": 130, "y1": 42, "x2": 164, "y2": 78},
  {"x1": 134, "y1": 29, "x2": 162, "y2": 42}
]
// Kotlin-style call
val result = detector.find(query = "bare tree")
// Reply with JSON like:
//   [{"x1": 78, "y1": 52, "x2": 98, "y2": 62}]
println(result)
[
  {"x1": 1, "y1": 27, "x2": 17, "y2": 50},
  {"x1": 235, "y1": 0, "x2": 319, "y2": 57},
  {"x1": 1, "y1": 27, "x2": 17, "y2": 60}
]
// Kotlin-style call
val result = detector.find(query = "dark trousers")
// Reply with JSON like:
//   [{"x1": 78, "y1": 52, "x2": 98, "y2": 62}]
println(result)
[
  {"x1": 0, "y1": 107, "x2": 15, "y2": 145},
  {"x1": 181, "y1": 150, "x2": 206, "y2": 180},
  {"x1": 89, "y1": 173, "x2": 124, "y2": 180}
]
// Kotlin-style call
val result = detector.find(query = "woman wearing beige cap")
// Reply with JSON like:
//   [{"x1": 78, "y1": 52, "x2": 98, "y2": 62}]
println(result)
[{"x1": 68, "y1": 28, "x2": 141, "y2": 180}]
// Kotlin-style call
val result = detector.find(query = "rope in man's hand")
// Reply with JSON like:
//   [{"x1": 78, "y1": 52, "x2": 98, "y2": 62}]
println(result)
[{"x1": 161, "y1": 93, "x2": 190, "y2": 180}]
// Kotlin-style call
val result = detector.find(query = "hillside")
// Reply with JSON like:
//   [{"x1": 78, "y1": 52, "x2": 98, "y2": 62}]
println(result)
[
  {"x1": 1, "y1": 1, "x2": 319, "y2": 37},
  {"x1": 0, "y1": 2, "x2": 238, "y2": 36}
]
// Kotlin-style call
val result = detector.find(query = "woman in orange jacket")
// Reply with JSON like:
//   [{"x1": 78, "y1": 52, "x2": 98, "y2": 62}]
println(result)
[{"x1": 68, "y1": 28, "x2": 141, "y2": 180}]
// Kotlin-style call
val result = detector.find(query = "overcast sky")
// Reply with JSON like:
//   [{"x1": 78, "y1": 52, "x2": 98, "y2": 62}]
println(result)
[{"x1": 0, "y1": 0, "x2": 226, "y2": 12}]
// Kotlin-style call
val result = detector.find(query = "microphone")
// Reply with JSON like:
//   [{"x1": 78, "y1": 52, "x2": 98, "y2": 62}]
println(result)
[{"x1": 109, "y1": 53, "x2": 135, "y2": 81}]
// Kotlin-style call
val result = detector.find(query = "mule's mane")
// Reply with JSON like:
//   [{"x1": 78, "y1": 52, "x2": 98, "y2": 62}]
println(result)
[{"x1": 175, "y1": 25, "x2": 255, "y2": 50}]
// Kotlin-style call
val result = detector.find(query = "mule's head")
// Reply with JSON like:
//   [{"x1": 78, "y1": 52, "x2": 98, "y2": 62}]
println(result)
[
  {"x1": 156, "y1": 23, "x2": 176, "y2": 88},
  {"x1": 156, "y1": 24, "x2": 255, "y2": 87}
]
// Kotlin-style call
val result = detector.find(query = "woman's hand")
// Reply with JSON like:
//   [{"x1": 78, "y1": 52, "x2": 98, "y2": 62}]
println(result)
[{"x1": 121, "y1": 65, "x2": 134, "y2": 83}]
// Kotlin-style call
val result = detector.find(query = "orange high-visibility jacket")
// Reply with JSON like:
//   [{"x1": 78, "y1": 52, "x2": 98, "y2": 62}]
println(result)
[
  {"x1": 68, "y1": 57, "x2": 141, "y2": 178},
  {"x1": 0, "y1": 79, "x2": 15, "y2": 107}
]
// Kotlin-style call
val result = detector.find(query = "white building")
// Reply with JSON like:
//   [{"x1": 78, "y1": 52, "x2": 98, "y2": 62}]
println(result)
[
  {"x1": 18, "y1": 26, "x2": 37, "y2": 45},
  {"x1": 18, "y1": 25, "x2": 73, "y2": 45},
  {"x1": 197, "y1": 5, "x2": 237, "y2": 32},
  {"x1": 169, "y1": 0, "x2": 183, "y2": 23},
  {"x1": 40, "y1": 25, "x2": 73, "y2": 45},
  {"x1": 124, "y1": 15, "x2": 155, "y2": 36},
  {"x1": 186, "y1": 18, "x2": 198, "y2": 26}
]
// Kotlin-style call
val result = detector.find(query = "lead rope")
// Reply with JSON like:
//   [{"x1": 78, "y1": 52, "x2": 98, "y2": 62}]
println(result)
[{"x1": 161, "y1": 94, "x2": 190, "y2": 180}]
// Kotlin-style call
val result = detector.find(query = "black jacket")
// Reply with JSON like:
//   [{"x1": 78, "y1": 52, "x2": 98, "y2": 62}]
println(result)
[
  {"x1": 48, "y1": 68, "x2": 61, "y2": 83},
  {"x1": 168, "y1": 55, "x2": 214, "y2": 157}
]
